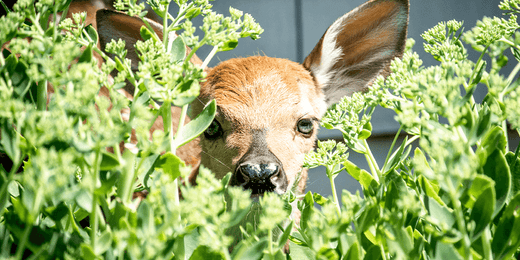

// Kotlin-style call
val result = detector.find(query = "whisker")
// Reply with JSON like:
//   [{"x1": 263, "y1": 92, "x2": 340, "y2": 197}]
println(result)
[{"x1": 201, "y1": 150, "x2": 233, "y2": 170}]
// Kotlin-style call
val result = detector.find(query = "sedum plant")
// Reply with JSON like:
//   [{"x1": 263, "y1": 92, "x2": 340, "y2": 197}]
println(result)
[
  {"x1": 2, "y1": 0, "x2": 520, "y2": 259},
  {"x1": 299, "y1": 1, "x2": 520, "y2": 260},
  {"x1": 0, "y1": 0, "x2": 290, "y2": 259}
]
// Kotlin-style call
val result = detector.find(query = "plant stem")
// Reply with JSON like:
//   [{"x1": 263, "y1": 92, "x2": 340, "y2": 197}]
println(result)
[
  {"x1": 170, "y1": 3, "x2": 194, "y2": 29},
  {"x1": 14, "y1": 222, "x2": 32, "y2": 259},
  {"x1": 90, "y1": 150, "x2": 101, "y2": 251},
  {"x1": 162, "y1": 2, "x2": 170, "y2": 49},
  {"x1": 36, "y1": 80, "x2": 47, "y2": 111},
  {"x1": 383, "y1": 126, "x2": 403, "y2": 171},
  {"x1": 201, "y1": 45, "x2": 219, "y2": 70},
  {"x1": 363, "y1": 140, "x2": 381, "y2": 182},
  {"x1": 447, "y1": 177, "x2": 471, "y2": 260},
  {"x1": 185, "y1": 38, "x2": 207, "y2": 66},
  {"x1": 327, "y1": 165, "x2": 341, "y2": 216},
  {"x1": 268, "y1": 228, "x2": 274, "y2": 259}
]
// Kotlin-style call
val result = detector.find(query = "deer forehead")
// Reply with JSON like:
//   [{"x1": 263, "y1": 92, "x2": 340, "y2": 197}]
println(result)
[{"x1": 202, "y1": 56, "x2": 326, "y2": 129}]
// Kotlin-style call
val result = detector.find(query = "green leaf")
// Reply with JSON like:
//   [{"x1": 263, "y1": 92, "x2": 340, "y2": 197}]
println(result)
[
  {"x1": 289, "y1": 236, "x2": 315, "y2": 259},
  {"x1": 358, "y1": 122, "x2": 372, "y2": 139},
  {"x1": 99, "y1": 151, "x2": 120, "y2": 171},
  {"x1": 475, "y1": 104, "x2": 491, "y2": 140},
  {"x1": 81, "y1": 243, "x2": 98, "y2": 259},
  {"x1": 75, "y1": 189, "x2": 93, "y2": 214},
  {"x1": 364, "y1": 245, "x2": 382, "y2": 260},
  {"x1": 299, "y1": 191, "x2": 314, "y2": 230},
  {"x1": 137, "y1": 201, "x2": 154, "y2": 236},
  {"x1": 460, "y1": 174, "x2": 494, "y2": 209},
  {"x1": 136, "y1": 153, "x2": 160, "y2": 190},
  {"x1": 343, "y1": 159, "x2": 377, "y2": 190},
  {"x1": 231, "y1": 237, "x2": 268, "y2": 260},
  {"x1": 189, "y1": 246, "x2": 225, "y2": 260},
  {"x1": 413, "y1": 148, "x2": 434, "y2": 178},
  {"x1": 95, "y1": 231, "x2": 112, "y2": 255},
  {"x1": 317, "y1": 247, "x2": 339, "y2": 260},
  {"x1": 471, "y1": 60, "x2": 486, "y2": 85},
  {"x1": 505, "y1": 151, "x2": 520, "y2": 197},
  {"x1": 482, "y1": 150, "x2": 511, "y2": 218},
  {"x1": 478, "y1": 126, "x2": 507, "y2": 164},
  {"x1": 433, "y1": 242, "x2": 463, "y2": 260},
  {"x1": 44, "y1": 202, "x2": 69, "y2": 222},
  {"x1": 385, "y1": 225, "x2": 414, "y2": 259},
  {"x1": 156, "y1": 152, "x2": 186, "y2": 180},
  {"x1": 170, "y1": 36, "x2": 186, "y2": 62},
  {"x1": 469, "y1": 186, "x2": 495, "y2": 241},
  {"x1": 85, "y1": 24, "x2": 98, "y2": 44},
  {"x1": 277, "y1": 221, "x2": 294, "y2": 249},
  {"x1": 418, "y1": 175, "x2": 445, "y2": 207},
  {"x1": 172, "y1": 80, "x2": 199, "y2": 107},
  {"x1": 382, "y1": 136, "x2": 410, "y2": 175},
  {"x1": 172, "y1": 99, "x2": 217, "y2": 148},
  {"x1": 78, "y1": 43, "x2": 93, "y2": 63},
  {"x1": 116, "y1": 150, "x2": 137, "y2": 204},
  {"x1": 140, "y1": 25, "x2": 156, "y2": 42},
  {"x1": 1, "y1": 121, "x2": 20, "y2": 164},
  {"x1": 344, "y1": 242, "x2": 361, "y2": 260},
  {"x1": 185, "y1": 7, "x2": 202, "y2": 19},
  {"x1": 425, "y1": 196, "x2": 455, "y2": 230},
  {"x1": 11, "y1": 196, "x2": 30, "y2": 223},
  {"x1": 219, "y1": 40, "x2": 238, "y2": 52},
  {"x1": 492, "y1": 193, "x2": 520, "y2": 259},
  {"x1": 313, "y1": 193, "x2": 329, "y2": 206}
]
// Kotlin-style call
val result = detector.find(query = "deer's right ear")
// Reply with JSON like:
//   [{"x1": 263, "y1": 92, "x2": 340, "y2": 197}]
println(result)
[{"x1": 303, "y1": 0, "x2": 409, "y2": 107}]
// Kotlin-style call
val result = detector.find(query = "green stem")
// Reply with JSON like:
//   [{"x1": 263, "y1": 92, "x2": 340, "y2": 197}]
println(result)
[
  {"x1": 363, "y1": 140, "x2": 381, "y2": 182},
  {"x1": 328, "y1": 165, "x2": 341, "y2": 216},
  {"x1": 268, "y1": 228, "x2": 274, "y2": 259},
  {"x1": 90, "y1": 149, "x2": 101, "y2": 251},
  {"x1": 14, "y1": 222, "x2": 32, "y2": 259},
  {"x1": 201, "y1": 45, "x2": 219, "y2": 70},
  {"x1": 499, "y1": 38, "x2": 520, "y2": 50},
  {"x1": 162, "y1": 2, "x2": 170, "y2": 48},
  {"x1": 172, "y1": 104, "x2": 189, "y2": 153},
  {"x1": 382, "y1": 126, "x2": 403, "y2": 171},
  {"x1": 170, "y1": 2, "x2": 194, "y2": 29},
  {"x1": 37, "y1": 80, "x2": 47, "y2": 111},
  {"x1": 505, "y1": 61, "x2": 520, "y2": 92},
  {"x1": 447, "y1": 177, "x2": 471, "y2": 260},
  {"x1": 185, "y1": 37, "x2": 207, "y2": 65}
]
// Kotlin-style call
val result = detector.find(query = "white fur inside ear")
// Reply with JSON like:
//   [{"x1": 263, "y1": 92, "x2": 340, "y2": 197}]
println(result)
[{"x1": 310, "y1": 15, "x2": 349, "y2": 87}]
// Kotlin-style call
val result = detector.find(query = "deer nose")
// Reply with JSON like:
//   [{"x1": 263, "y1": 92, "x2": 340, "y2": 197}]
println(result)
[
  {"x1": 238, "y1": 163, "x2": 280, "y2": 182},
  {"x1": 234, "y1": 162, "x2": 286, "y2": 195}
]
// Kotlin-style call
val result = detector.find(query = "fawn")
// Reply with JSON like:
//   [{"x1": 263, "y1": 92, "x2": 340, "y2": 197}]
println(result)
[{"x1": 92, "y1": 0, "x2": 409, "y2": 217}]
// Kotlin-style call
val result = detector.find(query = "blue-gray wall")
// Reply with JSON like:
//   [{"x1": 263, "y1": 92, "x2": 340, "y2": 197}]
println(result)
[{"x1": 170, "y1": 0, "x2": 514, "y2": 199}]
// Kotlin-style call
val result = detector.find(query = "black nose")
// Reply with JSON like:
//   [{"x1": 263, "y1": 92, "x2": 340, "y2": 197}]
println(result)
[
  {"x1": 229, "y1": 129, "x2": 288, "y2": 195},
  {"x1": 239, "y1": 163, "x2": 280, "y2": 182},
  {"x1": 233, "y1": 162, "x2": 286, "y2": 195},
  {"x1": 237, "y1": 162, "x2": 283, "y2": 195}
]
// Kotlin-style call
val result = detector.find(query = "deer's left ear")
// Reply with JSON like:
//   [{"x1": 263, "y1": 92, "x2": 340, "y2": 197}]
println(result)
[{"x1": 303, "y1": 0, "x2": 409, "y2": 107}]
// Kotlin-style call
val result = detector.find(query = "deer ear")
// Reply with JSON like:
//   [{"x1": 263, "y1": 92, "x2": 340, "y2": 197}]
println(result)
[
  {"x1": 96, "y1": 9, "x2": 166, "y2": 72},
  {"x1": 96, "y1": 10, "x2": 203, "y2": 94},
  {"x1": 303, "y1": 0, "x2": 409, "y2": 107}
]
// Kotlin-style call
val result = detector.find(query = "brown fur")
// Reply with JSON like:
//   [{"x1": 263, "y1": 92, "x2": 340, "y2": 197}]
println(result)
[{"x1": 61, "y1": 0, "x2": 409, "y2": 241}]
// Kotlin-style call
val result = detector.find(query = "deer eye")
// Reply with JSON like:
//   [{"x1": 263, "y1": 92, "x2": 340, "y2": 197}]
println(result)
[
  {"x1": 204, "y1": 120, "x2": 223, "y2": 139},
  {"x1": 297, "y1": 119, "x2": 314, "y2": 136}
]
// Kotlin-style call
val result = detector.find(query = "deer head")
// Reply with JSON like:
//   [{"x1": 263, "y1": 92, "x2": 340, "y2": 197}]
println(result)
[{"x1": 95, "y1": 0, "x2": 409, "y2": 197}]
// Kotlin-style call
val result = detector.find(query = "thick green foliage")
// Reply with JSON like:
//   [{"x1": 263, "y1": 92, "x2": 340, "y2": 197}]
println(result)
[
  {"x1": 301, "y1": 2, "x2": 520, "y2": 259},
  {"x1": 1, "y1": 0, "x2": 520, "y2": 259}
]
